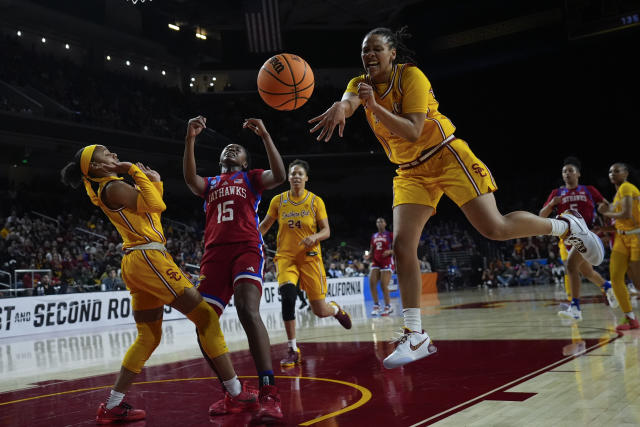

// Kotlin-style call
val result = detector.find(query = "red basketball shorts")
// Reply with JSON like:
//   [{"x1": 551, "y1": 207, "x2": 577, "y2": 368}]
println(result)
[{"x1": 198, "y1": 242, "x2": 264, "y2": 315}]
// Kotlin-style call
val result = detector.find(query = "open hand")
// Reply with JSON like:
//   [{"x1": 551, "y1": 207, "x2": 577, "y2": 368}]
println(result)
[{"x1": 308, "y1": 102, "x2": 347, "y2": 142}]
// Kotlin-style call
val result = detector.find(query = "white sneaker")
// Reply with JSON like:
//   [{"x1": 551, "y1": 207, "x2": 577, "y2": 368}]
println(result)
[
  {"x1": 381, "y1": 305, "x2": 394, "y2": 316},
  {"x1": 558, "y1": 305, "x2": 583, "y2": 321},
  {"x1": 371, "y1": 305, "x2": 381, "y2": 316},
  {"x1": 558, "y1": 210, "x2": 605, "y2": 266},
  {"x1": 628, "y1": 282, "x2": 639, "y2": 296},
  {"x1": 602, "y1": 281, "x2": 618, "y2": 308},
  {"x1": 383, "y1": 328, "x2": 437, "y2": 369}
]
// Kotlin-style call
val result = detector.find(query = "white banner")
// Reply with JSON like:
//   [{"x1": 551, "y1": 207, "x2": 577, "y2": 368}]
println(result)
[{"x1": 0, "y1": 278, "x2": 364, "y2": 339}]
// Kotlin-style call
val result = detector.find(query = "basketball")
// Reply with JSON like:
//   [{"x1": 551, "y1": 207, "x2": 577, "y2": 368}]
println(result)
[{"x1": 257, "y1": 53, "x2": 314, "y2": 111}]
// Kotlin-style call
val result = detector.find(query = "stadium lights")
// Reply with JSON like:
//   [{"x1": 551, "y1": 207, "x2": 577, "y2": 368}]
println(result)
[
  {"x1": 161, "y1": 70, "x2": 166, "y2": 76},
  {"x1": 144, "y1": 65, "x2": 149, "y2": 71},
  {"x1": 17, "y1": 30, "x2": 21, "y2": 36},
  {"x1": 195, "y1": 32, "x2": 207, "y2": 40},
  {"x1": 212, "y1": 77, "x2": 216, "y2": 81},
  {"x1": 189, "y1": 83, "x2": 194, "y2": 87},
  {"x1": 125, "y1": 60, "x2": 131, "y2": 66},
  {"x1": 65, "y1": 43, "x2": 70, "y2": 50},
  {"x1": 168, "y1": 23, "x2": 180, "y2": 31},
  {"x1": 190, "y1": 77, "x2": 195, "y2": 81},
  {"x1": 209, "y1": 82, "x2": 214, "y2": 86},
  {"x1": 41, "y1": 37, "x2": 46, "y2": 43},
  {"x1": 106, "y1": 55, "x2": 111, "y2": 61}
]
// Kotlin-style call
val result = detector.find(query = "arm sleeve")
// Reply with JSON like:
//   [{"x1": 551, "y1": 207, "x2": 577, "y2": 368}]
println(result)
[
  {"x1": 266, "y1": 195, "x2": 279, "y2": 220},
  {"x1": 315, "y1": 196, "x2": 328, "y2": 221},
  {"x1": 401, "y1": 66, "x2": 431, "y2": 114},
  {"x1": 344, "y1": 75, "x2": 366, "y2": 96},
  {"x1": 620, "y1": 182, "x2": 635, "y2": 198},
  {"x1": 153, "y1": 181, "x2": 163, "y2": 197},
  {"x1": 587, "y1": 186, "x2": 604, "y2": 203},
  {"x1": 128, "y1": 164, "x2": 166, "y2": 213},
  {"x1": 544, "y1": 189, "x2": 558, "y2": 206}
]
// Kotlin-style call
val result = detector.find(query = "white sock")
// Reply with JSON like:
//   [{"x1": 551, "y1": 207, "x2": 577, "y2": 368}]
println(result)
[
  {"x1": 105, "y1": 390, "x2": 125, "y2": 410},
  {"x1": 548, "y1": 218, "x2": 569, "y2": 237},
  {"x1": 403, "y1": 308, "x2": 422, "y2": 332},
  {"x1": 288, "y1": 339, "x2": 298, "y2": 351},
  {"x1": 626, "y1": 312, "x2": 636, "y2": 320},
  {"x1": 222, "y1": 375, "x2": 242, "y2": 397}
]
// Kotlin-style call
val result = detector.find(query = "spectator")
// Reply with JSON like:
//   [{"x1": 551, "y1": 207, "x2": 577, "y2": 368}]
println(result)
[
  {"x1": 101, "y1": 269, "x2": 124, "y2": 291},
  {"x1": 523, "y1": 237, "x2": 540, "y2": 260},
  {"x1": 327, "y1": 263, "x2": 343, "y2": 278},
  {"x1": 515, "y1": 263, "x2": 533, "y2": 286},
  {"x1": 36, "y1": 274, "x2": 56, "y2": 295}
]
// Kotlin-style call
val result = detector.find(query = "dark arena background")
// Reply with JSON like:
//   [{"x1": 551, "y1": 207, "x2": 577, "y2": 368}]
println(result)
[{"x1": 1, "y1": 1, "x2": 640, "y2": 426}]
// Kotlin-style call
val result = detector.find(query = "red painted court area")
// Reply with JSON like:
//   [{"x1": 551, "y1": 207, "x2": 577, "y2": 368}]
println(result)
[{"x1": 0, "y1": 338, "x2": 614, "y2": 426}]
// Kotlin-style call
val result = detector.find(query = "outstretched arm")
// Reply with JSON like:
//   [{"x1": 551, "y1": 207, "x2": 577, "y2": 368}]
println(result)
[
  {"x1": 183, "y1": 116, "x2": 207, "y2": 197},
  {"x1": 308, "y1": 93, "x2": 361, "y2": 142},
  {"x1": 243, "y1": 118, "x2": 286, "y2": 190}
]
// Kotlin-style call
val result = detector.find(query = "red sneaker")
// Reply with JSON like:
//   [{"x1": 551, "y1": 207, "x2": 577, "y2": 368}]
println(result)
[
  {"x1": 280, "y1": 347, "x2": 301, "y2": 367},
  {"x1": 253, "y1": 385, "x2": 283, "y2": 424},
  {"x1": 96, "y1": 402, "x2": 145, "y2": 424},
  {"x1": 209, "y1": 383, "x2": 259, "y2": 416},
  {"x1": 330, "y1": 301, "x2": 352, "y2": 329},
  {"x1": 616, "y1": 316, "x2": 640, "y2": 331}
]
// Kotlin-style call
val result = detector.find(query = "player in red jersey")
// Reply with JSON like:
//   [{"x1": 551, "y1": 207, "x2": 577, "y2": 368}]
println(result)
[
  {"x1": 366, "y1": 217, "x2": 394, "y2": 316},
  {"x1": 539, "y1": 157, "x2": 616, "y2": 321},
  {"x1": 183, "y1": 116, "x2": 286, "y2": 423}
]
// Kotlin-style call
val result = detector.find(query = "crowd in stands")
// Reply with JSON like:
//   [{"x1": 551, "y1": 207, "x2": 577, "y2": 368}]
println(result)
[{"x1": 0, "y1": 34, "x2": 370, "y2": 157}]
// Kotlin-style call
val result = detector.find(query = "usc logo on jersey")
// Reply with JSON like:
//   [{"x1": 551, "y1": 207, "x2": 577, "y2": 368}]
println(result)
[
  {"x1": 472, "y1": 163, "x2": 487, "y2": 177},
  {"x1": 166, "y1": 269, "x2": 182, "y2": 281}
]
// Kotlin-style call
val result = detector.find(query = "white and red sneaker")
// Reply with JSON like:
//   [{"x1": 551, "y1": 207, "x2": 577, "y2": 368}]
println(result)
[
  {"x1": 557, "y1": 210, "x2": 605, "y2": 265},
  {"x1": 383, "y1": 328, "x2": 437, "y2": 369}
]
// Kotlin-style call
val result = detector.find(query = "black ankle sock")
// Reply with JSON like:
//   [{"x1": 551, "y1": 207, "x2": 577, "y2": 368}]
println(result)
[{"x1": 258, "y1": 370, "x2": 275, "y2": 387}]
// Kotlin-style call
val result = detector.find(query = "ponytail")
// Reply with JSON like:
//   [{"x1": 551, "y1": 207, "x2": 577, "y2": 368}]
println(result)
[
  {"x1": 365, "y1": 26, "x2": 417, "y2": 65},
  {"x1": 60, "y1": 147, "x2": 85, "y2": 189}
]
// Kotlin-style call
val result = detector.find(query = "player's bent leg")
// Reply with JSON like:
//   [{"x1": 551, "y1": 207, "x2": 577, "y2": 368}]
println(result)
[
  {"x1": 557, "y1": 250, "x2": 583, "y2": 321},
  {"x1": 461, "y1": 193, "x2": 552, "y2": 241},
  {"x1": 578, "y1": 258, "x2": 616, "y2": 307},
  {"x1": 279, "y1": 283, "x2": 301, "y2": 367}
]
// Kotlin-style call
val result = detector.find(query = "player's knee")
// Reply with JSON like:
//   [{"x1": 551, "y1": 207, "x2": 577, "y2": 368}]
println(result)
[
  {"x1": 122, "y1": 320, "x2": 162, "y2": 373},
  {"x1": 280, "y1": 283, "x2": 297, "y2": 321},
  {"x1": 476, "y1": 223, "x2": 508, "y2": 241},
  {"x1": 392, "y1": 236, "x2": 414, "y2": 259}
]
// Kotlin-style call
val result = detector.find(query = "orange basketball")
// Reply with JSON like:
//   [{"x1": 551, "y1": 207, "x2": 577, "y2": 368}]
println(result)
[{"x1": 257, "y1": 53, "x2": 314, "y2": 111}]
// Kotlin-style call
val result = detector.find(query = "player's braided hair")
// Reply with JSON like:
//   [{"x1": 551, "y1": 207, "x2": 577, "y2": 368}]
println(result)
[
  {"x1": 563, "y1": 156, "x2": 582, "y2": 172},
  {"x1": 365, "y1": 26, "x2": 417, "y2": 65}
]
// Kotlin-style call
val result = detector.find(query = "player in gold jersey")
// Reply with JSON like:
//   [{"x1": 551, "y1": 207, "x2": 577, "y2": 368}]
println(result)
[
  {"x1": 598, "y1": 163, "x2": 640, "y2": 330},
  {"x1": 259, "y1": 159, "x2": 351, "y2": 368},
  {"x1": 61, "y1": 145, "x2": 256, "y2": 424},
  {"x1": 309, "y1": 26, "x2": 604, "y2": 369}
]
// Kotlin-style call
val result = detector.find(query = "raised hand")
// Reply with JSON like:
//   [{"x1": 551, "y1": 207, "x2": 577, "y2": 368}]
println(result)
[
  {"x1": 186, "y1": 116, "x2": 207, "y2": 139},
  {"x1": 308, "y1": 102, "x2": 347, "y2": 142},
  {"x1": 243, "y1": 118, "x2": 268, "y2": 137},
  {"x1": 101, "y1": 161, "x2": 134, "y2": 175},
  {"x1": 136, "y1": 162, "x2": 161, "y2": 182}
]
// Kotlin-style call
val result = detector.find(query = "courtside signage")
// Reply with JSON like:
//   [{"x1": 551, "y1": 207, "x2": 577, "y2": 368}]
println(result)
[{"x1": 0, "y1": 278, "x2": 364, "y2": 338}]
